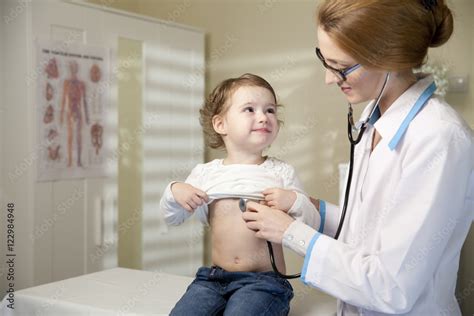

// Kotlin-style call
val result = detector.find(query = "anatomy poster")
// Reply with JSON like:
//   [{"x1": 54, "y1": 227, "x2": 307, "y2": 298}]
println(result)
[{"x1": 36, "y1": 40, "x2": 110, "y2": 181}]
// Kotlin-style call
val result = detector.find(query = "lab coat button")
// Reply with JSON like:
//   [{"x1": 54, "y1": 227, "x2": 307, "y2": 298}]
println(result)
[
  {"x1": 298, "y1": 240, "x2": 305, "y2": 246},
  {"x1": 286, "y1": 234, "x2": 294, "y2": 241}
]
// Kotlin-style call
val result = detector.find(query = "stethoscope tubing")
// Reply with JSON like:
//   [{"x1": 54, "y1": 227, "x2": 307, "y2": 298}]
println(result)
[
  {"x1": 336, "y1": 72, "x2": 390, "y2": 239},
  {"x1": 334, "y1": 122, "x2": 365, "y2": 240}
]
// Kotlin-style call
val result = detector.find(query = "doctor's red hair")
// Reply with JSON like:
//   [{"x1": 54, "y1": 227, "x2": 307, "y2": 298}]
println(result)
[{"x1": 317, "y1": 0, "x2": 453, "y2": 70}]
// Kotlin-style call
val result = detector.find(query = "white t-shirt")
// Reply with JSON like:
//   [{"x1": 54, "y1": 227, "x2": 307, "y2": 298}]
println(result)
[{"x1": 160, "y1": 157, "x2": 320, "y2": 227}]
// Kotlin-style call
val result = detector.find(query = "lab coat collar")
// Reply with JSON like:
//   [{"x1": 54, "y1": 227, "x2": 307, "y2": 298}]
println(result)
[{"x1": 359, "y1": 75, "x2": 435, "y2": 148}]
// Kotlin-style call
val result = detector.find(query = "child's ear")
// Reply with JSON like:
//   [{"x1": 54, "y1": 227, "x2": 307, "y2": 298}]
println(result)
[{"x1": 212, "y1": 114, "x2": 227, "y2": 135}]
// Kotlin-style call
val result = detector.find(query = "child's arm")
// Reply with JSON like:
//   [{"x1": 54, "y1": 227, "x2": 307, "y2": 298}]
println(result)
[
  {"x1": 159, "y1": 164, "x2": 209, "y2": 226},
  {"x1": 262, "y1": 188, "x2": 296, "y2": 211},
  {"x1": 171, "y1": 182, "x2": 208, "y2": 212},
  {"x1": 263, "y1": 162, "x2": 321, "y2": 230}
]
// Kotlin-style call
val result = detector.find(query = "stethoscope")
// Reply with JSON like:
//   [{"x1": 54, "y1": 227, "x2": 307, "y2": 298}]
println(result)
[
  {"x1": 239, "y1": 72, "x2": 392, "y2": 279},
  {"x1": 335, "y1": 72, "x2": 391, "y2": 240},
  {"x1": 239, "y1": 197, "x2": 301, "y2": 279}
]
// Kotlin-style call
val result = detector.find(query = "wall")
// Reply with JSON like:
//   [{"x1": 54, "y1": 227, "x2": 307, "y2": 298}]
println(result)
[
  {"x1": 117, "y1": 38, "x2": 143, "y2": 269},
  {"x1": 439, "y1": 0, "x2": 474, "y2": 127}
]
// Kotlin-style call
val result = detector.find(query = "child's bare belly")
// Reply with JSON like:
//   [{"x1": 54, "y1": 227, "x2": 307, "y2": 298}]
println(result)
[{"x1": 209, "y1": 198, "x2": 286, "y2": 273}]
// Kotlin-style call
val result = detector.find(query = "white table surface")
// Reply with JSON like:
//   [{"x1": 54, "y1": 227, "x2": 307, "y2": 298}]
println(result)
[{"x1": 1, "y1": 267, "x2": 336, "y2": 315}]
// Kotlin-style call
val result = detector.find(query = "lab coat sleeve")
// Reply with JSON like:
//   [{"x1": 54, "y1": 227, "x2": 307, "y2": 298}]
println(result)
[
  {"x1": 284, "y1": 164, "x2": 321, "y2": 230},
  {"x1": 283, "y1": 220, "x2": 317, "y2": 257},
  {"x1": 300, "y1": 124, "x2": 473, "y2": 313},
  {"x1": 318, "y1": 200, "x2": 342, "y2": 237},
  {"x1": 159, "y1": 164, "x2": 209, "y2": 226}
]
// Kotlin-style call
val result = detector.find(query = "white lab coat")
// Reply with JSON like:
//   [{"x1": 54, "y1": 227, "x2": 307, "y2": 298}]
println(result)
[{"x1": 283, "y1": 76, "x2": 474, "y2": 315}]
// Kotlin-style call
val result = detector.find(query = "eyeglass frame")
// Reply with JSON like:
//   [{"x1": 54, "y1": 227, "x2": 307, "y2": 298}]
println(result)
[{"x1": 315, "y1": 47, "x2": 361, "y2": 82}]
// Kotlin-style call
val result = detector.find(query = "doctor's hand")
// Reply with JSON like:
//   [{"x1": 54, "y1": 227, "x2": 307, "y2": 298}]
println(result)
[
  {"x1": 171, "y1": 182, "x2": 208, "y2": 213},
  {"x1": 242, "y1": 201, "x2": 295, "y2": 244},
  {"x1": 262, "y1": 188, "x2": 296, "y2": 212}
]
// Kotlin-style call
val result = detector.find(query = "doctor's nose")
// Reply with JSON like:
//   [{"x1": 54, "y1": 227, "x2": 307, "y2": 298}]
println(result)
[{"x1": 325, "y1": 69, "x2": 340, "y2": 85}]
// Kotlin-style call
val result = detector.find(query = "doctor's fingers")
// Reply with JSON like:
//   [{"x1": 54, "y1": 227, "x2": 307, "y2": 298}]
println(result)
[
  {"x1": 243, "y1": 215, "x2": 281, "y2": 242},
  {"x1": 242, "y1": 209, "x2": 259, "y2": 222},
  {"x1": 251, "y1": 199, "x2": 276, "y2": 209},
  {"x1": 266, "y1": 200, "x2": 277, "y2": 208},
  {"x1": 246, "y1": 200, "x2": 271, "y2": 212},
  {"x1": 244, "y1": 220, "x2": 261, "y2": 232}
]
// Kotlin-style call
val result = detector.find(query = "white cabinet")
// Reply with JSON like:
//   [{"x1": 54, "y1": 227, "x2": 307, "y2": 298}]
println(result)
[{"x1": 0, "y1": 0, "x2": 204, "y2": 292}]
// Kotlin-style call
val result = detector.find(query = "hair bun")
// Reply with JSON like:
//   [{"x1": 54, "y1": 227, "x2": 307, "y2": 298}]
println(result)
[{"x1": 430, "y1": 3, "x2": 453, "y2": 47}]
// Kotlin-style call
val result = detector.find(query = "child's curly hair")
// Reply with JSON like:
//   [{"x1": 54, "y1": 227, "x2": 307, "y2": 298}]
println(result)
[{"x1": 200, "y1": 73, "x2": 283, "y2": 149}]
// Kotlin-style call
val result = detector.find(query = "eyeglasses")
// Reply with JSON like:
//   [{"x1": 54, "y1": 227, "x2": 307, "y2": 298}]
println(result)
[{"x1": 315, "y1": 47, "x2": 361, "y2": 82}]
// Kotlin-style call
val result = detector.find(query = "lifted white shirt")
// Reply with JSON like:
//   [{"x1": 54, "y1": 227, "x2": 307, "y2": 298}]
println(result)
[{"x1": 160, "y1": 157, "x2": 319, "y2": 226}]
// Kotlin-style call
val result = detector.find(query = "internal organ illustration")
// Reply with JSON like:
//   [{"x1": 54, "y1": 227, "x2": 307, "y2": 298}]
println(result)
[
  {"x1": 45, "y1": 58, "x2": 59, "y2": 79},
  {"x1": 90, "y1": 64, "x2": 101, "y2": 83},
  {"x1": 90, "y1": 123, "x2": 103, "y2": 155},
  {"x1": 60, "y1": 60, "x2": 89, "y2": 167},
  {"x1": 43, "y1": 105, "x2": 54, "y2": 124},
  {"x1": 47, "y1": 128, "x2": 59, "y2": 142},
  {"x1": 46, "y1": 82, "x2": 54, "y2": 101},
  {"x1": 48, "y1": 145, "x2": 60, "y2": 161},
  {"x1": 89, "y1": 64, "x2": 103, "y2": 115}
]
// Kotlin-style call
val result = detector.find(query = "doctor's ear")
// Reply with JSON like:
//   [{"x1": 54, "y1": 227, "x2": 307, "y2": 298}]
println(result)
[{"x1": 212, "y1": 114, "x2": 227, "y2": 135}]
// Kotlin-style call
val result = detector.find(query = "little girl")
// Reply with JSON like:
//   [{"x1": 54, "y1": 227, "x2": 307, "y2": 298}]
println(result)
[{"x1": 159, "y1": 73, "x2": 319, "y2": 315}]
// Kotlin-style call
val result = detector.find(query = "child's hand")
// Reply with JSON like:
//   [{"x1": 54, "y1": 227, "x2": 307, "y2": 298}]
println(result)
[
  {"x1": 262, "y1": 188, "x2": 296, "y2": 212},
  {"x1": 171, "y1": 182, "x2": 208, "y2": 212}
]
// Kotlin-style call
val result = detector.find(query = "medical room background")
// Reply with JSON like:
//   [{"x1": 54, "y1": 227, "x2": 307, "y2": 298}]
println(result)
[{"x1": 0, "y1": 0, "x2": 473, "y2": 314}]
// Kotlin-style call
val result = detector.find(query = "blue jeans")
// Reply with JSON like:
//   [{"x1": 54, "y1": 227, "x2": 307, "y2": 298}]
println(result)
[{"x1": 170, "y1": 266, "x2": 294, "y2": 316}]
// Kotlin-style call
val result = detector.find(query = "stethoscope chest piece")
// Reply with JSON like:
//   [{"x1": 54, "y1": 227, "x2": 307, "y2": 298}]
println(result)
[{"x1": 239, "y1": 198, "x2": 247, "y2": 212}]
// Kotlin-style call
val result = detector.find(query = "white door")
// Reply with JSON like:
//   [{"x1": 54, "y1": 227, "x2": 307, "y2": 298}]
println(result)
[{"x1": 1, "y1": 0, "x2": 204, "y2": 292}]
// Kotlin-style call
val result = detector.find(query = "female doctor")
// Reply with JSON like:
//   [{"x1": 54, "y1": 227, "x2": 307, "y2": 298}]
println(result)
[{"x1": 243, "y1": 0, "x2": 474, "y2": 314}]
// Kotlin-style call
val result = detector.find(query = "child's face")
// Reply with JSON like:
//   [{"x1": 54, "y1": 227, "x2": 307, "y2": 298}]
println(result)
[{"x1": 217, "y1": 85, "x2": 279, "y2": 154}]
